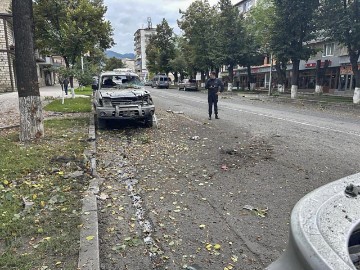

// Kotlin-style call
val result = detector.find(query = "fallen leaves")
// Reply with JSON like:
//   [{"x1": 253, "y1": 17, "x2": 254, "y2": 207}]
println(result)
[
  {"x1": 86, "y1": 235, "x2": 95, "y2": 241},
  {"x1": 243, "y1": 204, "x2": 269, "y2": 217}
]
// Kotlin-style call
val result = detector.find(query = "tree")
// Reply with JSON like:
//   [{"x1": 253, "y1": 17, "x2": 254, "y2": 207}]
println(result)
[
  {"x1": 146, "y1": 35, "x2": 161, "y2": 74},
  {"x1": 246, "y1": 0, "x2": 275, "y2": 54},
  {"x1": 319, "y1": 0, "x2": 360, "y2": 103},
  {"x1": 315, "y1": 59, "x2": 330, "y2": 94},
  {"x1": 33, "y1": 0, "x2": 114, "y2": 86},
  {"x1": 216, "y1": 0, "x2": 245, "y2": 88},
  {"x1": 169, "y1": 37, "x2": 189, "y2": 82},
  {"x1": 178, "y1": 0, "x2": 216, "y2": 81},
  {"x1": 12, "y1": 0, "x2": 44, "y2": 142},
  {"x1": 146, "y1": 18, "x2": 175, "y2": 75},
  {"x1": 271, "y1": 0, "x2": 319, "y2": 98},
  {"x1": 246, "y1": 0, "x2": 281, "y2": 93},
  {"x1": 104, "y1": 57, "x2": 125, "y2": 71}
]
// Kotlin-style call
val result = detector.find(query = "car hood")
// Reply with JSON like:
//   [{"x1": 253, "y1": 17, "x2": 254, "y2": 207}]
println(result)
[{"x1": 99, "y1": 89, "x2": 151, "y2": 98}]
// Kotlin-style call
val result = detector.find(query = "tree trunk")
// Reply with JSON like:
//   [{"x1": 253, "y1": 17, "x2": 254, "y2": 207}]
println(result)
[
  {"x1": 291, "y1": 59, "x2": 300, "y2": 99},
  {"x1": 315, "y1": 59, "x2": 330, "y2": 94},
  {"x1": 349, "y1": 50, "x2": 360, "y2": 104},
  {"x1": 13, "y1": 0, "x2": 44, "y2": 142},
  {"x1": 246, "y1": 64, "x2": 252, "y2": 91},
  {"x1": 275, "y1": 61, "x2": 287, "y2": 93},
  {"x1": 228, "y1": 64, "x2": 233, "y2": 91},
  {"x1": 201, "y1": 71, "x2": 205, "y2": 83}
]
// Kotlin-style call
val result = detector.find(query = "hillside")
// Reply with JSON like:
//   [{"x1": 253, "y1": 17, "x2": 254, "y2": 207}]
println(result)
[{"x1": 105, "y1": 50, "x2": 135, "y2": 59}]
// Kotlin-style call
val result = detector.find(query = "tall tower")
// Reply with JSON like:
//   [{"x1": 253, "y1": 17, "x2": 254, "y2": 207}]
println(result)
[{"x1": 134, "y1": 18, "x2": 156, "y2": 80}]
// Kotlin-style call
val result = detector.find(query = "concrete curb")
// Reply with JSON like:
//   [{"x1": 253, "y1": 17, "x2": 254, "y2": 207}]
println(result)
[{"x1": 78, "y1": 109, "x2": 102, "y2": 270}]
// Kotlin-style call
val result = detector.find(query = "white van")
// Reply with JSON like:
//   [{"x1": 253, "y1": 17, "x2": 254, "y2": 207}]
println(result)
[{"x1": 151, "y1": 74, "x2": 170, "y2": 89}]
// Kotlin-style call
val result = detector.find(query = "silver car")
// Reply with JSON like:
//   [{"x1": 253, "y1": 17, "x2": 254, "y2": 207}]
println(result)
[{"x1": 94, "y1": 71, "x2": 155, "y2": 128}]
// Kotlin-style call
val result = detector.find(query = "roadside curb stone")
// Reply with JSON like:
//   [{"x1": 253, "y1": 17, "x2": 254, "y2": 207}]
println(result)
[{"x1": 78, "y1": 108, "x2": 101, "y2": 270}]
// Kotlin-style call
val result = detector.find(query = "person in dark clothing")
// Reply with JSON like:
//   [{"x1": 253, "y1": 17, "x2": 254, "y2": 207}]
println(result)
[
  {"x1": 63, "y1": 78, "x2": 69, "y2": 95},
  {"x1": 205, "y1": 71, "x2": 224, "y2": 120}
]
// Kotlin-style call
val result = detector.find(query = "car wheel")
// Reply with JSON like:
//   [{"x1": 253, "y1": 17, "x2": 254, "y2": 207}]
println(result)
[
  {"x1": 178, "y1": 86, "x2": 181, "y2": 91},
  {"x1": 96, "y1": 117, "x2": 106, "y2": 129},
  {"x1": 144, "y1": 114, "x2": 153, "y2": 128}
]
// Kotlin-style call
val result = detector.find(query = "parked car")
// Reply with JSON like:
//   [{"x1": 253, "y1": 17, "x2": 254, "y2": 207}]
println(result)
[
  {"x1": 178, "y1": 78, "x2": 198, "y2": 91},
  {"x1": 93, "y1": 71, "x2": 155, "y2": 128},
  {"x1": 144, "y1": 80, "x2": 152, "y2": 86},
  {"x1": 151, "y1": 74, "x2": 170, "y2": 89}
]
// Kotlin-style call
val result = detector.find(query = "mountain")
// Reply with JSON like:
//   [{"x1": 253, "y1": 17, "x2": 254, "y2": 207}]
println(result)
[{"x1": 106, "y1": 50, "x2": 135, "y2": 59}]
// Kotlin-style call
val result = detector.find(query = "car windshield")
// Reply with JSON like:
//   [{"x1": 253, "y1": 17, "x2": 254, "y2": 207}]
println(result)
[{"x1": 101, "y1": 75, "x2": 143, "y2": 89}]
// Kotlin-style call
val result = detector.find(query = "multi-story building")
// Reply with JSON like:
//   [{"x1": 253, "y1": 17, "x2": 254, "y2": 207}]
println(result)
[
  {"x1": 122, "y1": 58, "x2": 135, "y2": 72},
  {"x1": 134, "y1": 18, "x2": 156, "y2": 81},
  {"x1": 0, "y1": 0, "x2": 62, "y2": 92},
  {"x1": 0, "y1": 0, "x2": 15, "y2": 93},
  {"x1": 234, "y1": 0, "x2": 258, "y2": 15}
]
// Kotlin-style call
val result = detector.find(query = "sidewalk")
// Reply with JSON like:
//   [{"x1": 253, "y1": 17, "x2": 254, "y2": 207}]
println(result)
[{"x1": 0, "y1": 84, "x2": 79, "y2": 129}]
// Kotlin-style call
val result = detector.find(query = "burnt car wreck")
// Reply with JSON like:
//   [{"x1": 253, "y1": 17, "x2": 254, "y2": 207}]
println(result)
[{"x1": 93, "y1": 71, "x2": 156, "y2": 128}]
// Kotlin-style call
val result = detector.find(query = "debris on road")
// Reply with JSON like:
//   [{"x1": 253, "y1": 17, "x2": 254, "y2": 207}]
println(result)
[{"x1": 243, "y1": 205, "x2": 269, "y2": 218}]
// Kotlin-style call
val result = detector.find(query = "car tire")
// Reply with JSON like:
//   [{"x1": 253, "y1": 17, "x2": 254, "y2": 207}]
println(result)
[
  {"x1": 144, "y1": 114, "x2": 153, "y2": 128},
  {"x1": 96, "y1": 117, "x2": 106, "y2": 129},
  {"x1": 178, "y1": 86, "x2": 181, "y2": 91}
]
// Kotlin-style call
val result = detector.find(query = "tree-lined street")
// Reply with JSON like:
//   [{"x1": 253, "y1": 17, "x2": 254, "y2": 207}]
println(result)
[{"x1": 2, "y1": 0, "x2": 360, "y2": 268}]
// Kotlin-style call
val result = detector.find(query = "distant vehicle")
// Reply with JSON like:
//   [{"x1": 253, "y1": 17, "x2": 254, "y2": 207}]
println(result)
[
  {"x1": 93, "y1": 71, "x2": 155, "y2": 128},
  {"x1": 151, "y1": 74, "x2": 170, "y2": 89},
  {"x1": 178, "y1": 78, "x2": 198, "y2": 91},
  {"x1": 144, "y1": 80, "x2": 152, "y2": 86}
]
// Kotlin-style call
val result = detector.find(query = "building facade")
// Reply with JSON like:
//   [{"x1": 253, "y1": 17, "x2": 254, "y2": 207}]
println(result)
[
  {"x1": 233, "y1": 0, "x2": 356, "y2": 95},
  {"x1": 0, "y1": 0, "x2": 61, "y2": 92},
  {"x1": 134, "y1": 26, "x2": 156, "y2": 81},
  {"x1": 234, "y1": 0, "x2": 258, "y2": 15},
  {"x1": 0, "y1": 0, "x2": 15, "y2": 93}
]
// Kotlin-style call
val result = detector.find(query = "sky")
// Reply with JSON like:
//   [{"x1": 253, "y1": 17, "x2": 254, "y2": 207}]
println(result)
[{"x1": 103, "y1": 0, "x2": 237, "y2": 54}]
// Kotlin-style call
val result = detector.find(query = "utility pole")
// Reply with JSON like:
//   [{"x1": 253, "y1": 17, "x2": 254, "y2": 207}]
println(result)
[
  {"x1": 12, "y1": 0, "x2": 44, "y2": 141},
  {"x1": 268, "y1": 53, "x2": 273, "y2": 96}
]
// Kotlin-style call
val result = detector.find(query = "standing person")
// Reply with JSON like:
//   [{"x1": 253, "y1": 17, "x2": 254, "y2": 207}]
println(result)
[
  {"x1": 63, "y1": 77, "x2": 69, "y2": 95},
  {"x1": 205, "y1": 71, "x2": 224, "y2": 120}
]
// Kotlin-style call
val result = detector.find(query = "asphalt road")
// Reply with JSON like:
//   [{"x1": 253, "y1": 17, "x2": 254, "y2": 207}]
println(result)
[
  {"x1": 148, "y1": 88, "x2": 360, "y2": 175},
  {"x1": 97, "y1": 86, "x2": 360, "y2": 269},
  {"x1": 146, "y1": 87, "x2": 360, "y2": 264}
]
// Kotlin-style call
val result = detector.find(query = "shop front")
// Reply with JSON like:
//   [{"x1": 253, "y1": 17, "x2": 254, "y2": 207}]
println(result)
[
  {"x1": 298, "y1": 61, "x2": 339, "y2": 93},
  {"x1": 338, "y1": 64, "x2": 359, "y2": 92}
]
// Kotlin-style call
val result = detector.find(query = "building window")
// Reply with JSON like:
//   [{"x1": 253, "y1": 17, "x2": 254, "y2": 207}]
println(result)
[{"x1": 323, "y1": 43, "x2": 334, "y2": 57}]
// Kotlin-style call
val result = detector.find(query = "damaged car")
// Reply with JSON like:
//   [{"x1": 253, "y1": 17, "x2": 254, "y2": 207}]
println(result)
[{"x1": 93, "y1": 71, "x2": 156, "y2": 128}]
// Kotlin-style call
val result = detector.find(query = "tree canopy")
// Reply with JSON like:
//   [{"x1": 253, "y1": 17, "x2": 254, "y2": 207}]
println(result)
[
  {"x1": 216, "y1": 0, "x2": 245, "y2": 81},
  {"x1": 33, "y1": 0, "x2": 114, "y2": 68},
  {"x1": 178, "y1": 0, "x2": 216, "y2": 76},
  {"x1": 270, "y1": 0, "x2": 319, "y2": 87},
  {"x1": 320, "y1": 0, "x2": 360, "y2": 88},
  {"x1": 146, "y1": 18, "x2": 175, "y2": 74},
  {"x1": 104, "y1": 57, "x2": 125, "y2": 71}
]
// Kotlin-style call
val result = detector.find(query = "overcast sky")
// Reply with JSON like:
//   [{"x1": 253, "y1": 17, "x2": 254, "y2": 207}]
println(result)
[{"x1": 103, "y1": 0, "x2": 236, "y2": 54}]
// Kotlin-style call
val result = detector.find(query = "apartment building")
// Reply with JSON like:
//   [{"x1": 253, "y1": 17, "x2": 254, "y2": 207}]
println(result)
[
  {"x1": 134, "y1": 18, "x2": 156, "y2": 81},
  {"x1": 234, "y1": 0, "x2": 258, "y2": 15},
  {"x1": 0, "y1": 0, "x2": 15, "y2": 93},
  {"x1": 0, "y1": 0, "x2": 63, "y2": 92}
]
